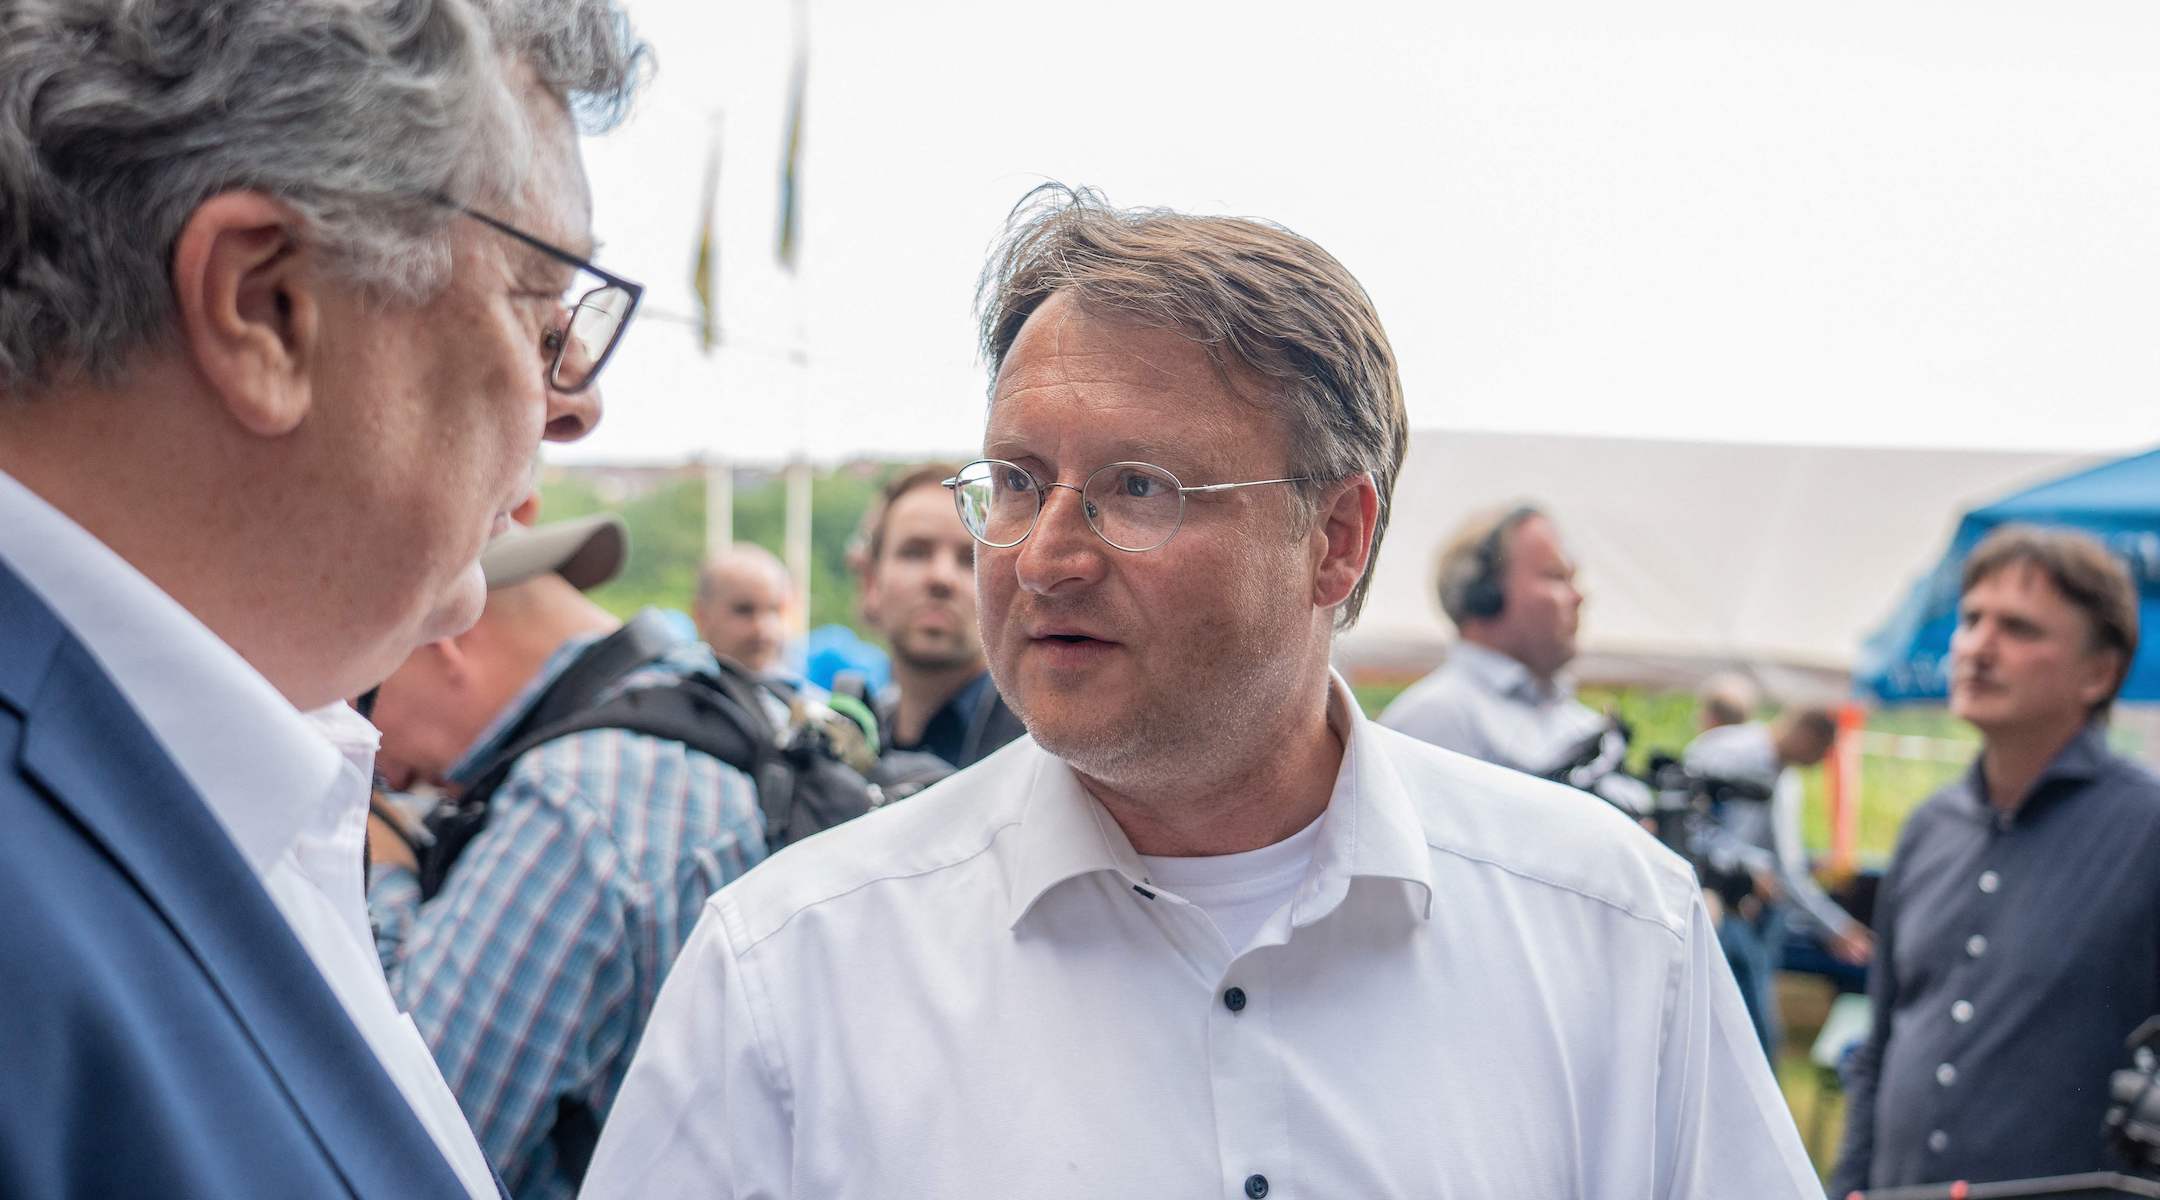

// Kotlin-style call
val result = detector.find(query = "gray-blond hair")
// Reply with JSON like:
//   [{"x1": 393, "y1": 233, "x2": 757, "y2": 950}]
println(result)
[
  {"x1": 975, "y1": 185, "x2": 1408, "y2": 628},
  {"x1": 0, "y1": 0, "x2": 646, "y2": 393}
]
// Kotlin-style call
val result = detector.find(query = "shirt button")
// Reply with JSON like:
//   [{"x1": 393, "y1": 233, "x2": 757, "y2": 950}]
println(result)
[
  {"x1": 1223, "y1": 987, "x2": 1247, "y2": 1013},
  {"x1": 1978, "y1": 870, "x2": 2000, "y2": 894},
  {"x1": 1966, "y1": 934, "x2": 1987, "y2": 959},
  {"x1": 1245, "y1": 1175, "x2": 1270, "y2": 1199},
  {"x1": 1952, "y1": 1000, "x2": 1975, "y2": 1024},
  {"x1": 1936, "y1": 1062, "x2": 1958, "y2": 1086},
  {"x1": 1928, "y1": 1130, "x2": 1950, "y2": 1153}
]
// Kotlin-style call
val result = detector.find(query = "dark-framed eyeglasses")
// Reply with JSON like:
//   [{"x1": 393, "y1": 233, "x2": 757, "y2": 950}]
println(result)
[
  {"x1": 943, "y1": 458, "x2": 1310, "y2": 554},
  {"x1": 441, "y1": 200, "x2": 644, "y2": 394}
]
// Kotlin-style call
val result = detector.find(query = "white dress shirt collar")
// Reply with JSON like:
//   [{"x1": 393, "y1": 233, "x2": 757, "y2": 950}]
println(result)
[
  {"x1": 1004, "y1": 674, "x2": 1434, "y2": 929},
  {"x1": 0, "y1": 468, "x2": 350, "y2": 875},
  {"x1": 1449, "y1": 638, "x2": 1577, "y2": 704}
]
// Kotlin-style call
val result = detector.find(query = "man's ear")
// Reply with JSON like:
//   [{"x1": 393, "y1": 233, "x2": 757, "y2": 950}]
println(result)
[
  {"x1": 857, "y1": 568, "x2": 884, "y2": 630},
  {"x1": 1311, "y1": 474, "x2": 1381, "y2": 611},
  {"x1": 2077, "y1": 647, "x2": 2126, "y2": 711},
  {"x1": 425, "y1": 636, "x2": 475, "y2": 691},
  {"x1": 169, "y1": 192, "x2": 321, "y2": 438}
]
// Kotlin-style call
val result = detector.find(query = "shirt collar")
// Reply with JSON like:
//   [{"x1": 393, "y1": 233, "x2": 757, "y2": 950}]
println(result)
[
  {"x1": 1962, "y1": 720, "x2": 2111, "y2": 824},
  {"x1": 1449, "y1": 640, "x2": 1572, "y2": 704},
  {"x1": 1004, "y1": 672, "x2": 1435, "y2": 929},
  {"x1": 445, "y1": 631, "x2": 601, "y2": 784},
  {"x1": 0, "y1": 467, "x2": 357, "y2": 876}
]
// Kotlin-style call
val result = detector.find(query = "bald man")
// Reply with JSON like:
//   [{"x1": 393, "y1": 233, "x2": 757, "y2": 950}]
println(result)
[
  {"x1": 1696, "y1": 672, "x2": 1761, "y2": 733},
  {"x1": 694, "y1": 544, "x2": 793, "y2": 676}
]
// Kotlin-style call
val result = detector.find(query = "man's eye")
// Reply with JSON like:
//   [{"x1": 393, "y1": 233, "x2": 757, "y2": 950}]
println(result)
[
  {"x1": 997, "y1": 467, "x2": 1033, "y2": 492},
  {"x1": 1119, "y1": 471, "x2": 1159, "y2": 498},
  {"x1": 541, "y1": 326, "x2": 566, "y2": 355}
]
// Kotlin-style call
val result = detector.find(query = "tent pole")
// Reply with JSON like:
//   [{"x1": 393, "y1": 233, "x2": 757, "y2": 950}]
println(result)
[{"x1": 1828, "y1": 702, "x2": 1865, "y2": 874}]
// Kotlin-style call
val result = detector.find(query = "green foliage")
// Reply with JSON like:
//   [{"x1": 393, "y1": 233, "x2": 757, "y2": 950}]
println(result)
[
  {"x1": 728, "y1": 470, "x2": 883, "y2": 633},
  {"x1": 538, "y1": 465, "x2": 887, "y2": 640},
  {"x1": 538, "y1": 472, "x2": 708, "y2": 619}
]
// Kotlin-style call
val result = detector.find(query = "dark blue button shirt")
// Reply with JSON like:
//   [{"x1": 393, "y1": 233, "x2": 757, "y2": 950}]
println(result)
[
  {"x1": 897, "y1": 671, "x2": 993, "y2": 768},
  {"x1": 1831, "y1": 724, "x2": 2160, "y2": 1195}
]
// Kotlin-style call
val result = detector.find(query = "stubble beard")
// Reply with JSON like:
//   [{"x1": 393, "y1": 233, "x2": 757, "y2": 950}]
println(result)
[
  {"x1": 892, "y1": 628, "x2": 983, "y2": 674},
  {"x1": 1008, "y1": 618, "x2": 1317, "y2": 802}
]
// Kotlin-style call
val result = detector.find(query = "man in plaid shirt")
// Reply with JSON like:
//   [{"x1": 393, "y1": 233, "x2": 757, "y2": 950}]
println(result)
[{"x1": 366, "y1": 515, "x2": 767, "y2": 1198}]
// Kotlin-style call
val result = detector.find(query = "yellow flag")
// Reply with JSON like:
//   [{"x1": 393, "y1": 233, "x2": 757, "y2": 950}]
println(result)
[
  {"x1": 691, "y1": 126, "x2": 721, "y2": 353},
  {"x1": 776, "y1": 48, "x2": 805, "y2": 271}
]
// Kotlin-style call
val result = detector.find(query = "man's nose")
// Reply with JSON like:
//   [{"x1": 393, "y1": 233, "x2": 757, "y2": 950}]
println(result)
[
  {"x1": 544, "y1": 381, "x2": 602, "y2": 442},
  {"x1": 1013, "y1": 484, "x2": 1105, "y2": 596},
  {"x1": 927, "y1": 552, "x2": 969, "y2": 596}
]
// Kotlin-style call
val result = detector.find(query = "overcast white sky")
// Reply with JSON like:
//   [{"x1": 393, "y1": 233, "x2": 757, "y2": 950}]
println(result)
[{"x1": 559, "y1": 0, "x2": 2160, "y2": 466}]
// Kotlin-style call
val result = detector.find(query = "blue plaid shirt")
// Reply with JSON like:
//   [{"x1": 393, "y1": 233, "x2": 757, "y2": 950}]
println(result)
[{"x1": 370, "y1": 620, "x2": 766, "y2": 1199}]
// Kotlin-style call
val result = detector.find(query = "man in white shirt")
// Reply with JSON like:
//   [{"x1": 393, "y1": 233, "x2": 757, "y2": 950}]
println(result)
[
  {"x1": 1685, "y1": 707, "x2": 1875, "y2": 1056},
  {"x1": 1380, "y1": 504, "x2": 1610, "y2": 774},
  {"x1": 0, "y1": 3, "x2": 644, "y2": 1195},
  {"x1": 584, "y1": 184, "x2": 1817, "y2": 1199}
]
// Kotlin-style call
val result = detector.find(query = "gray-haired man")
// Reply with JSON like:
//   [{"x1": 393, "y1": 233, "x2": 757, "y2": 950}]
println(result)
[{"x1": 0, "y1": 2, "x2": 644, "y2": 1195}]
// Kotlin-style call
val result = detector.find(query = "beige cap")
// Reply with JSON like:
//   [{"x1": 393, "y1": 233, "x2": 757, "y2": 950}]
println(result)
[{"x1": 480, "y1": 513, "x2": 628, "y2": 592}]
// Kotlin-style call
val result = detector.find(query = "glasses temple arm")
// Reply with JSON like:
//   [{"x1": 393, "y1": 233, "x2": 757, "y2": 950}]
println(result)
[{"x1": 1179, "y1": 477, "x2": 1311, "y2": 494}]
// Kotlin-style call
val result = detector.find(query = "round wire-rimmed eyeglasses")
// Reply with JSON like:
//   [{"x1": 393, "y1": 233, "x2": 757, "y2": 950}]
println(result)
[{"x1": 942, "y1": 458, "x2": 1310, "y2": 553}]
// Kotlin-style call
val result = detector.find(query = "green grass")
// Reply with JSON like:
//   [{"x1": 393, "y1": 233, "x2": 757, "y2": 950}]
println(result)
[{"x1": 1779, "y1": 1044, "x2": 1847, "y2": 1178}]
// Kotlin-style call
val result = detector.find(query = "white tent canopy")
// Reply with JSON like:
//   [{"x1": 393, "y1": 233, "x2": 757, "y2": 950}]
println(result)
[{"x1": 1340, "y1": 431, "x2": 2094, "y2": 699}]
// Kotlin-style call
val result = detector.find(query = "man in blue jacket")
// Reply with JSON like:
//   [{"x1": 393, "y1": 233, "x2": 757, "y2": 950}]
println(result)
[{"x1": 0, "y1": 1, "x2": 644, "y2": 1194}]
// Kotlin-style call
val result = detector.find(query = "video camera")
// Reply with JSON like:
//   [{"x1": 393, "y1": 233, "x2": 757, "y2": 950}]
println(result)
[
  {"x1": 1537, "y1": 720, "x2": 1763, "y2": 906},
  {"x1": 2108, "y1": 1016, "x2": 2160, "y2": 1174}
]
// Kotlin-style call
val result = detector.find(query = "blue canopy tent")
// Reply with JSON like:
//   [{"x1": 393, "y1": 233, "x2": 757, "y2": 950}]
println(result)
[{"x1": 1856, "y1": 448, "x2": 2160, "y2": 703}]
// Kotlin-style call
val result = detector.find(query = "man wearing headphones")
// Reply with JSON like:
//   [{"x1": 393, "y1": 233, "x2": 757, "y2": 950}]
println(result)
[{"x1": 1380, "y1": 503, "x2": 1606, "y2": 774}]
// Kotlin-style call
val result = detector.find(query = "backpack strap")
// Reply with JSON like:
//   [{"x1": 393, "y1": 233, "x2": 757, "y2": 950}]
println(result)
[
  {"x1": 416, "y1": 666, "x2": 785, "y2": 899},
  {"x1": 689, "y1": 659, "x2": 803, "y2": 843},
  {"x1": 502, "y1": 610, "x2": 680, "y2": 743}
]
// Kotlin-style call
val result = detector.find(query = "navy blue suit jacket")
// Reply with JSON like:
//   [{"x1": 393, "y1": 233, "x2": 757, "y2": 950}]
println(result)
[{"x1": 0, "y1": 558, "x2": 482, "y2": 1197}]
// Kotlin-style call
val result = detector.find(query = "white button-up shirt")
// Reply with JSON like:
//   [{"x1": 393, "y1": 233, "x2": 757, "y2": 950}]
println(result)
[
  {"x1": 1379, "y1": 641, "x2": 1609, "y2": 775},
  {"x1": 0, "y1": 469, "x2": 497, "y2": 1199},
  {"x1": 585, "y1": 677, "x2": 1816, "y2": 1199}
]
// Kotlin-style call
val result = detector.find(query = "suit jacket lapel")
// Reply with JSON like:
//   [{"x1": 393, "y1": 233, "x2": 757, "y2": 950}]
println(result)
[{"x1": 2, "y1": 563, "x2": 472, "y2": 1197}]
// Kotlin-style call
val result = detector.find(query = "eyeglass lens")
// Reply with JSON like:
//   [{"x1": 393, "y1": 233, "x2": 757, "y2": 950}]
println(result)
[
  {"x1": 551, "y1": 284, "x2": 635, "y2": 392},
  {"x1": 950, "y1": 460, "x2": 1187, "y2": 552}
]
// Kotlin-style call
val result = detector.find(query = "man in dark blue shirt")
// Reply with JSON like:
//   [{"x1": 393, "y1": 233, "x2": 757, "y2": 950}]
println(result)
[
  {"x1": 857, "y1": 463, "x2": 1024, "y2": 770},
  {"x1": 1831, "y1": 525, "x2": 2160, "y2": 1196}
]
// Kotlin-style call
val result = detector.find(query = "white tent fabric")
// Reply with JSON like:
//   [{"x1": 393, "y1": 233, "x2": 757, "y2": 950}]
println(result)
[{"x1": 1340, "y1": 431, "x2": 2091, "y2": 698}]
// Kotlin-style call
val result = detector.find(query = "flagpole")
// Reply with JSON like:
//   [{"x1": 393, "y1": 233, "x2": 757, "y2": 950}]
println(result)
[
  {"x1": 778, "y1": 0, "x2": 813, "y2": 646},
  {"x1": 693, "y1": 109, "x2": 731, "y2": 559},
  {"x1": 704, "y1": 457, "x2": 733, "y2": 557}
]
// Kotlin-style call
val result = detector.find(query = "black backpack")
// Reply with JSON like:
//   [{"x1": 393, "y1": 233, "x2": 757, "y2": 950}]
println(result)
[
  {"x1": 417, "y1": 614, "x2": 949, "y2": 900},
  {"x1": 409, "y1": 616, "x2": 950, "y2": 1186}
]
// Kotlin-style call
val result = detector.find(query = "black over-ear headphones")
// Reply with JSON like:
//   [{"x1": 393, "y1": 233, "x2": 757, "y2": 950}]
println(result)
[{"x1": 1458, "y1": 505, "x2": 1542, "y2": 621}]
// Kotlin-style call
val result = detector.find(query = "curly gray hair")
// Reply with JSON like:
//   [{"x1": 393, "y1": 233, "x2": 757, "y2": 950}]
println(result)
[{"x1": 0, "y1": 0, "x2": 647, "y2": 393}]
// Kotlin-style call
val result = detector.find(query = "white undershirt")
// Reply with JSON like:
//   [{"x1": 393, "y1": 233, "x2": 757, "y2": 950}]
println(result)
[{"x1": 1139, "y1": 812, "x2": 1326, "y2": 954}]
